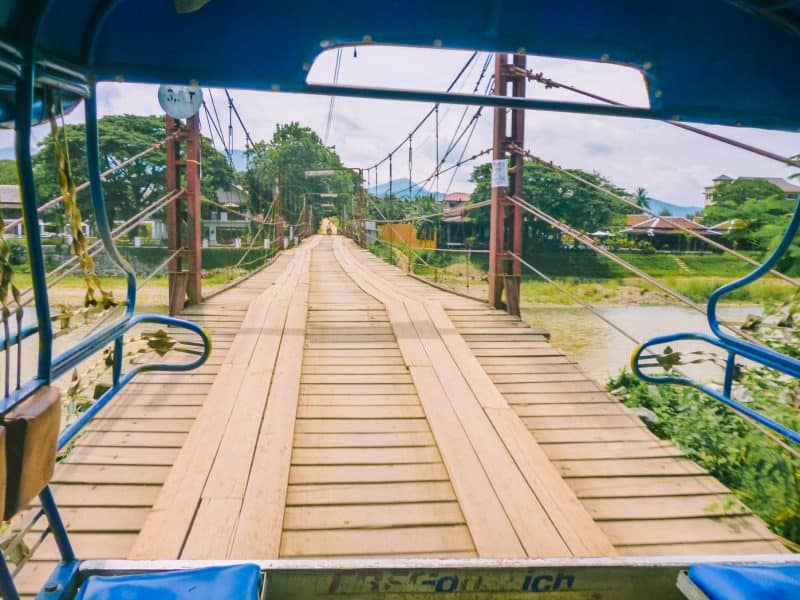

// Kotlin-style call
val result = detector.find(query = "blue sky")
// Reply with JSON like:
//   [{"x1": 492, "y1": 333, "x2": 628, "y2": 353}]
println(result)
[{"x1": 2, "y1": 47, "x2": 798, "y2": 206}]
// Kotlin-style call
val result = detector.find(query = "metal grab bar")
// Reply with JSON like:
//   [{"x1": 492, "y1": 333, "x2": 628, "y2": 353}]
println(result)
[
  {"x1": 632, "y1": 200, "x2": 800, "y2": 444},
  {"x1": 57, "y1": 312, "x2": 211, "y2": 449},
  {"x1": 631, "y1": 331, "x2": 800, "y2": 444}
]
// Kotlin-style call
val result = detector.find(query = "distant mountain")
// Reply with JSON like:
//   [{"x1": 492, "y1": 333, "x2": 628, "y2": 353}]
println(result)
[
  {"x1": 0, "y1": 147, "x2": 15, "y2": 160},
  {"x1": 645, "y1": 197, "x2": 702, "y2": 218},
  {"x1": 371, "y1": 178, "x2": 443, "y2": 199}
]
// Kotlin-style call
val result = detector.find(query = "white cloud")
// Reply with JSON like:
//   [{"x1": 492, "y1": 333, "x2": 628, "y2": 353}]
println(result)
[{"x1": 2, "y1": 47, "x2": 797, "y2": 207}]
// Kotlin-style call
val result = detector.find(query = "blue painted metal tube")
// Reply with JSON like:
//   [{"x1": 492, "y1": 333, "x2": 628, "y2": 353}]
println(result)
[
  {"x1": 15, "y1": 51, "x2": 53, "y2": 383},
  {"x1": 0, "y1": 554, "x2": 19, "y2": 600},
  {"x1": 706, "y1": 200, "x2": 800, "y2": 370},
  {"x1": 0, "y1": 322, "x2": 39, "y2": 352},
  {"x1": 84, "y1": 89, "x2": 136, "y2": 319},
  {"x1": 38, "y1": 486, "x2": 75, "y2": 563},
  {"x1": 632, "y1": 332, "x2": 800, "y2": 444},
  {"x1": 57, "y1": 313, "x2": 211, "y2": 449}
]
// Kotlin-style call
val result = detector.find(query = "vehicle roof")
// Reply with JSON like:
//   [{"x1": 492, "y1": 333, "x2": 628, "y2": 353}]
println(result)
[{"x1": 3, "y1": 1, "x2": 800, "y2": 131}]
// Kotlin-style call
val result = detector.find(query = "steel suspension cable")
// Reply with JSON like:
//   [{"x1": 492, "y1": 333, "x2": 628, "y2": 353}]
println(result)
[
  {"x1": 223, "y1": 89, "x2": 257, "y2": 150},
  {"x1": 3, "y1": 134, "x2": 177, "y2": 234},
  {"x1": 323, "y1": 48, "x2": 343, "y2": 145},
  {"x1": 508, "y1": 195, "x2": 706, "y2": 313},
  {"x1": 19, "y1": 189, "x2": 183, "y2": 305},
  {"x1": 367, "y1": 51, "x2": 478, "y2": 171},
  {"x1": 508, "y1": 144, "x2": 800, "y2": 287},
  {"x1": 515, "y1": 67, "x2": 800, "y2": 170}
]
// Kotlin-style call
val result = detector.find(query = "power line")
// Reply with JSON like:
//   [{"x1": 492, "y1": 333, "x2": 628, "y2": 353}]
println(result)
[
  {"x1": 324, "y1": 48, "x2": 343, "y2": 145},
  {"x1": 223, "y1": 89, "x2": 257, "y2": 150},
  {"x1": 366, "y1": 51, "x2": 479, "y2": 171}
]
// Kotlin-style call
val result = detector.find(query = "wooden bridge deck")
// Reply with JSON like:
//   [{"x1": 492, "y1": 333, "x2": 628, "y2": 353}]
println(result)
[{"x1": 16, "y1": 235, "x2": 784, "y2": 595}]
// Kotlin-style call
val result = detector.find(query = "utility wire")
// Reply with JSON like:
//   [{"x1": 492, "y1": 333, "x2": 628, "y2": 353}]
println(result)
[
  {"x1": 367, "y1": 51, "x2": 479, "y2": 171},
  {"x1": 517, "y1": 66, "x2": 800, "y2": 171},
  {"x1": 324, "y1": 48, "x2": 343, "y2": 145}
]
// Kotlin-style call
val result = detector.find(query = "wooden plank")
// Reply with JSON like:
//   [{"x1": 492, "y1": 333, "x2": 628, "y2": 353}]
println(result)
[
  {"x1": 50, "y1": 484, "x2": 160, "y2": 507},
  {"x1": 291, "y1": 446, "x2": 441, "y2": 465},
  {"x1": 283, "y1": 502, "x2": 464, "y2": 530},
  {"x1": 296, "y1": 405, "x2": 424, "y2": 419},
  {"x1": 230, "y1": 253, "x2": 311, "y2": 558},
  {"x1": 405, "y1": 300, "x2": 572, "y2": 557},
  {"x1": 84, "y1": 419, "x2": 194, "y2": 433},
  {"x1": 600, "y1": 516, "x2": 775, "y2": 546},
  {"x1": 181, "y1": 498, "x2": 241, "y2": 559},
  {"x1": 555, "y1": 457, "x2": 707, "y2": 478},
  {"x1": 292, "y1": 432, "x2": 436, "y2": 448},
  {"x1": 567, "y1": 475, "x2": 728, "y2": 498},
  {"x1": 286, "y1": 481, "x2": 457, "y2": 506},
  {"x1": 32, "y1": 533, "x2": 137, "y2": 561},
  {"x1": 300, "y1": 374, "x2": 410, "y2": 384},
  {"x1": 299, "y1": 395, "x2": 419, "y2": 406},
  {"x1": 288, "y1": 463, "x2": 449, "y2": 484},
  {"x1": 300, "y1": 384, "x2": 417, "y2": 395},
  {"x1": 497, "y1": 382, "x2": 602, "y2": 393},
  {"x1": 130, "y1": 245, "x2": 306, "y2": 559},
  {"x1": 294, "y1": 419, "x2": 430, "y2": 433},
  {"x1": 31, "y1": 507, "x2": 148, "y2": 532},
  {"x1": 76, "y1": 431, "x2": 187, "y2": 448},
  {"x1": 515, "y1": 403, "x2": 629, "y2": 417},
  {"x1": 54, "y1": 464, "x2": 168, "y2": 485},
  {"x1": 617, "y1": 540, "x2": 787, "y2": 556},
  {"x1": 425, "y1": 301, "x2": 613, "y2": 557},
  {"x1": 532, "y1": 428, "x2": 656, "y2": 443},
  {"x1": 583, "y1": 495, "x2": 751, "y2": 520},
  {"x1": 280, "y1": 525, "x2": 474, "y2": 557},
  {"x1": 485, "y1": 407, "x2": 616, "y2": 557},
  {"x1": 64, "y1": 446, "x2": 179, "y2": 466},
  {"x1": 541, "y1": 441, "x2": 683, "y2": 460},
  {"x1": 302, "y1": 365, "x2": 408, "y2": 375},
  {"x1": 522, "y1": 415, "x2": 642, "y2": 429}
]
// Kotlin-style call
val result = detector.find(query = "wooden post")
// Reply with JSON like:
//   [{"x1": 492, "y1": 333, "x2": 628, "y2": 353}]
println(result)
[
  {"x1": 489, "y1": 54, "x2": 508, "y2": 310},
  {"x1": 507, "y1": 53, "x2": 526, "y2": 316},
  {"x1": 184, "y1": 113, "x2": 202, "y2": 304},
  {"x1": 165, "y1": 116, "x2": 184, "y2": 316},
  {"x1": 488, "y1": 53, "x2": 525, "y2": 316}
]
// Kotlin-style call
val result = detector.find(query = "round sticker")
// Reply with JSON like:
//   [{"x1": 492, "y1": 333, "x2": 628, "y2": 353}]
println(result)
[{"x1": 158, "y1": 85, "x2": 203, "y2": 119}]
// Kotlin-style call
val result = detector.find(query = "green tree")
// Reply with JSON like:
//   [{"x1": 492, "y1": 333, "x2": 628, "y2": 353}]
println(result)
[
  {"x1": 244, "y1": 122, "x2": 354, "y2": 224},
  {"x1": 634, "y1": 186, "x2": 649, "y2": 210},
  {"x1": 32, "y1": 114, "x2": 234, "y2": 225},
  {"x1": 468, "y1": 160, "x2": 629, "y2": 250},
  {"x1": 0, "y1": 159, "x2": 17, "y2": 185},
  {"x1": 702, "y1": 179, "x2": 798, "y2": 272}
]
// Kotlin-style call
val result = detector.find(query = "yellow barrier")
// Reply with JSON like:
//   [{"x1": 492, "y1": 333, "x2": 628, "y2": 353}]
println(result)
[{"x1": 377, "y1": 223, "x2": 436, "y2": 249}]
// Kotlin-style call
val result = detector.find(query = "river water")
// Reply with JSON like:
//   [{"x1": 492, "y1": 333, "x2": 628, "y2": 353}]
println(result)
[{"x1": 521, "y1": 304, "x2": 762, "y2": 386}]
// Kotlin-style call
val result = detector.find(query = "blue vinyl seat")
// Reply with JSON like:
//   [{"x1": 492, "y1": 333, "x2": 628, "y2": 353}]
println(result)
[
  {"x1": 75, "y1": 564, "x2": 261, "y2": 599},
  {"x1": 687, "y1": 564, "x2": 800, "y2": 600}
]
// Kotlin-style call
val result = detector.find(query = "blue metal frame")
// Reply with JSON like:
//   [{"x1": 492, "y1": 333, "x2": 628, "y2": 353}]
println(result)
[
  {"x1": 0, "y1": 16, "x2": 212, "y2": 598},
  {"x1": 632, "y1": 201, "x2": 800, "y2": 443}
]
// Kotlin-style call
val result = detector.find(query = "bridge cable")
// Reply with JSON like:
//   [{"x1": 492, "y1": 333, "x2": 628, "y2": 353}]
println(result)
[
  {"x1": 323, "y1": 48, "x2": 343, "y2": 145},
  {"x1": 516, "y1": 66, "x2": 800, "y2": 171},
  {"x1": 367, "y1": 51, "x2": 478, "y2": 171},
  {"x1": 508, "y1": 144, "x2": 800, "y2": 287}
]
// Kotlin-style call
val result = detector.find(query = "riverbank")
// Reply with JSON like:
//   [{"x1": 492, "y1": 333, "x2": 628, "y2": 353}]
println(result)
[{"x1": 410, "y1": 260, "x2": 795, "y2": 305}]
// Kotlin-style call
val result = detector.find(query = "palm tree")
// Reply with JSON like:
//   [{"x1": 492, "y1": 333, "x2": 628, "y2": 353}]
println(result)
[{"x1": 634, "y1": 187, "x2": 650, "y2": 210}]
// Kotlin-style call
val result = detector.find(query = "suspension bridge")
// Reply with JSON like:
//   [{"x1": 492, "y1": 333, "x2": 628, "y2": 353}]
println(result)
[
  {"x1": 10, "y1": 233, "x2": 786, "y2": 595},
  {"x1": 3, "y1": 1, "x2": 800, "y2": 595}
]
